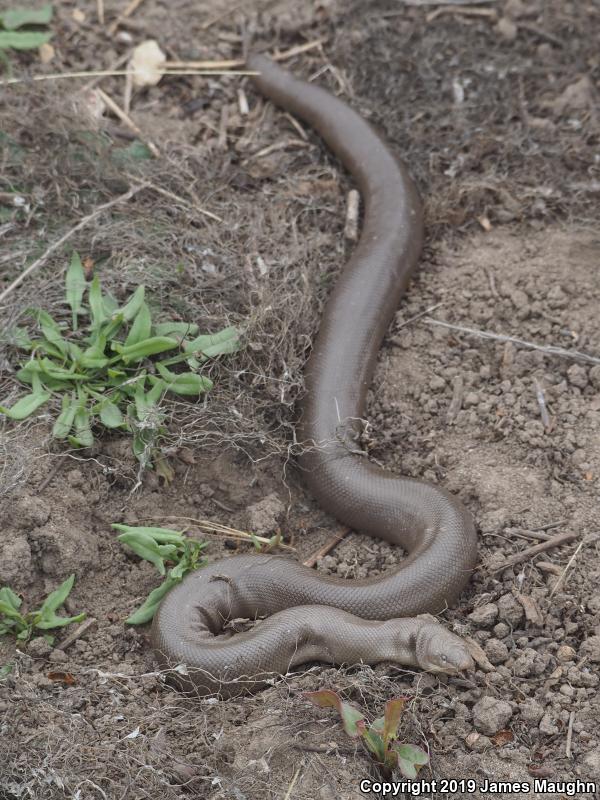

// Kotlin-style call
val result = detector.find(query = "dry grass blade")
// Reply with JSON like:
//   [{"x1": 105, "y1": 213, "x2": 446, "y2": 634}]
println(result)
[{"x1": 137, "y1": 515, "x2": 296, "y2": 551}]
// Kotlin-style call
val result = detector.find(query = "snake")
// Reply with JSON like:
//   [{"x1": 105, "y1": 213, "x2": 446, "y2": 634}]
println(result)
[{"x1": 151, "y1": 54, "x2": 478, "y2": 697}]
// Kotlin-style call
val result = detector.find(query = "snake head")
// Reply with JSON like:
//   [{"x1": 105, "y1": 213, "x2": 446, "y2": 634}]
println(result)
[{"x1": 415, "y1": 620, "x2": 474, "y2": 675}]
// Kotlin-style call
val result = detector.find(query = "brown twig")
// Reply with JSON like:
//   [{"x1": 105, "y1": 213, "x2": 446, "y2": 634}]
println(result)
[
  {"x1": 0, "y1": 184, "x2": 146, "y2": 303},
  {"x1": 55, "y1": 618, "x2": 98, "y2": 651},
  {"x1": 165, "y1": 38, "x2": 326, "y2": 72},
  {"x1": 489, "y1": 531, "x2": 578, "y2": 574},
  {"x1": 303, "y1": 527, "x2": 351, "y2": 568},
  {"x1": 37, "y1": 460, "x2": 65, "y2": 493},
  {"x1": 97, "y1": 88, "x2": 160, "y2": 157},
  {"x1": 423, "y1": 318, "x2": 600, "y2": 366},
  {"x1": 549, "y1": 540, "x2": 583, "y2": 597},
  {"x1": 107, "y1": 0, "x2": 147, "y2": 35},
  {"x1": 566, "y1": 711, "x2": 575, "y2": 758}
]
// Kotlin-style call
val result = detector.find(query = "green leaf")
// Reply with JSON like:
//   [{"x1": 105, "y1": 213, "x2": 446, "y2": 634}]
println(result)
[
  {"x1": 304, "y1": 690, "x2": 366, "y2": 737},
  {"x1": 0, "y1": 31, "x2": 52, "y2": 50},
  {"x1": 156, "y1": 363, "x2": 213, "y2": 396},
  {"x1": 0, "y1": 390, "x2": 50, "y2": 419},
  {"x1": 117, "y1": 531, "x2": 167, "y2": 575},
  {"x1": 70, "y1": 406, "x2": 93, "y2": 447},
  {"x1": 362, "y1": 728, "x2": 385, "y2": 761},
  {"x1": 145, "y1": 377, "x2": 165, "y2": 405},
  {"x1": 111, "y1": 524, "x2": 185, "y2": 544},
  {"x1": 35, "y1": 612, "x2": 86, "y2": 630},
  {"x1": 125, "y1": 577, "x2": 180, "y2": 624},
  {"x1": 394, "y1": 743, "x2": 429, "y2": 779},
  {"x1": 1, "y1": 4, "x2": 53, "y2": 30},
  {"x1": 38, "y1": 574, "x2": 75, "y2": 614},
  {"x1": 154, "y1": 321, "x2": 199, "y2": 337},
  {"x1": 99, "y1": 401, "x2": 123, "y2": 428},
  {"x1": 124, "y1": 302, "x2": 152, "y2": 348},
  {"x1": 52, "y1": 394, "x2": 78, "y2": 439},
  {"x1": 120, "y1": 285, "x2": 145, "y2": 321},
  {"x1": 34, "y1": 310, "x2": 67, "y2": 355},
  {"x1": 184, "y1": 326, "x2": 240, "y2": 358},
  {"x1": 88, "y1": 276, "x2": 107, "y2": 330},
  {"x1": 65, "y1": 252, "x2": 85, "y2": 331},
  {"x1": 0, "y1": 587, "x2": 22, "y2": 612},
  {"x1": 8, "y1": 326, "x2": 32, "y2": 349},
  {"x1": 117, "y1": 336, "x2": 179, "y2": 364}
]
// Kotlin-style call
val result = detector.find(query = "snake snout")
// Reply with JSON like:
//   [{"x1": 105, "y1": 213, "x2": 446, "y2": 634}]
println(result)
[{"x1": 416, "y1": 623, "x2": 474, "y2": 675}]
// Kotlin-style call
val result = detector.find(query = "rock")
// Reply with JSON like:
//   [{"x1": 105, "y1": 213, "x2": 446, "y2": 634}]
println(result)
[
  {"x1": 27, "y1": 637, "x2": 52, "y2": 658},
  {"x1": 28, "y1": 521, "x2": 98, "y2": 578},
  {"x1": 556, "y1": 645, "x2": 576, "y2": 663},
  {"x1": 468, "y1": 603, "x2": 499, "y2": 627},
  {"x1": 0, "y1": 533, "x2": 33, "y2": 586},
  {"x1": 539, "y1": 713, "x2": 560, "y2": 735},
  {"x1": 567, "y1": 364, "x2": 588, "y2": 389},
  {"x1": 484, "y1": 639, "x2": 509, "y2": 665},
  {"x1": 583, "y1": 749, "x2": 600, "y2": 771},
  {"x1": 496, "y1": 16, "x2": 518, "y2": 40},
  {"x1": 49, "y1": 648, "x2": 68, "y2": 663},
  {"x1": 8, "y1": 495, "x2": 50, "y2": 530},
  {"x1": 520, "y1": 700, "x2": 544, "y2": 723},
  {"x1": 244, "y1": 493, "x2": 286, "y2": 537},
  {"x1": 493, "y1": 622, "x2": 510, "y2": 639},
  {"x1": 580, "y1": 635, "x2": 600, "y2": 663},
  {"x1": 472, "y1": 696, "x2": 513, "y2": 735},
  {"x1": 497, "y1": 593, "x2": 524, "y2": 626}
]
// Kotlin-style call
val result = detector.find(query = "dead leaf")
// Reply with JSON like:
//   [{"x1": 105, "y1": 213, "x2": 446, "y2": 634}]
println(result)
[
  {"x1": 47, "y1": 671, "x2": 76, "y2": 685},
  {"x1": 129, "y1": 40, "x2": 166, "y2": 89},
  {"x1": 491, "y1": 729, "x2": 514, "y2": 746},
  {"x1": 515, "y1": 592, "x2": 544, "y2": 626},
  {"x1": 38, "y1": 42, "x2": 54, "y2": 63},
  {"x1": 465, "y1": 636, "x2": 495, "y2": 672}
]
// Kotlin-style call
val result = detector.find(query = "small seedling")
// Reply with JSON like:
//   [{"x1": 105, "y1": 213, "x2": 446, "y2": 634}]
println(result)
[
  {"x1": 113, "y1": 524, "x2": 207, "y2": 624},
  {"x1": 0, "y1": 574, "x2": 85, "y2": 644},
  {"x1": 0, "y1": 4, "x2": 53, "y2": 54},
  {"x1": 1, "y1": 252, "x2": 241, "y2": 469},
  {"x1": 305, "y1": 690, "x2": 429, "y2": 779}
]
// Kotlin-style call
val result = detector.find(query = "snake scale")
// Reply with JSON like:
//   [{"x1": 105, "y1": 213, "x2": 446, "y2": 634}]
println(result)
[{"x1": 151, "y1": 55, "x2": 478, "y2": 696}]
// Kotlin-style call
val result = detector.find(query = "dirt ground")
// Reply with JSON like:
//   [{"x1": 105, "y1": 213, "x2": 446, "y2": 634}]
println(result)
[{"x1": 1, "y1": 1, "x2": 600, "y2": 798}]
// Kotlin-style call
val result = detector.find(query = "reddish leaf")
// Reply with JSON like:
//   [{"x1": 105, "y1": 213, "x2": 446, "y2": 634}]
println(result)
[
  {"x1": 491, "y1": 729, "x2": 514, "y2": 746},
  {"x1": 304, "y1": 690, "x2": 365, "y2": 737},
  {"x1": 383, "y1": 697, "x2": 406, "y2": 745},
  {"x1": 47, "y1": 671, "x2": 76, "y2": 685}
]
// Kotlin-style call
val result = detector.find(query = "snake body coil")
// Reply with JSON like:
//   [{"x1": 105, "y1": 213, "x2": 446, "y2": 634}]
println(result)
[{"x1": 151, "y1": 55, "x2": 478, "y2": 696}]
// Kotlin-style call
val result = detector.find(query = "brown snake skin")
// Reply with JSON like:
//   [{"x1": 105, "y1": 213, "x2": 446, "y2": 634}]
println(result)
[{"x1": 151, "y1": 55, "x2": 478, "y2": 696}]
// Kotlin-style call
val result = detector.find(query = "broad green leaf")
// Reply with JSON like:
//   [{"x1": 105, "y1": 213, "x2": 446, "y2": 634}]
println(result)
[
  {"x1": 124, "y1": 302, "x2": 151, "y2": 348},
  {"x1": 362, "y1": 728, "x2": 385, "y2": 761},
  {"x1": 70, "y1": 406, "x2": 93, "y2": 447},
  {"x1": 184, "y1": 326, "x2": 240, "y2": 358},
  {"x1": 120, "y1": 285, "x2": 145, "y2": 321},
  {"x1": 111, "y1": 524, "x2": 184, "y2": 544},
  {"x1": 0, "y1": 587, "x2": 22, "y2": 612},
  {"x1": 88, "y1": 276, "x2": 107, "y2": 330},
  {"x1": 1, "y1": 5, "x2": 53, "y2": 30},
  {"x1": 117, "y1": 336, "x2": 179, "y2": 364},
  {"x1": 99, "y1": 401, "x2": 123, "y2": 428},
  {"x1": 304, "y1": 690, "x2": 366, "y2": 737},
  {"x1": 154, "y1": 321, "x2": 199, "y2": 337},
  {"x1": 35, "y1": 611, "x2": 86, "y2": 630},
  {"x1": 0, "y1": 31, "x2": 52, "y2": 49},
  {"x1": 52, "y1": 394, "x2": 78, "y2": 439},
  {"x1": 8, "y1": 326, "x2": 32, "y2": 349},
  {"x1": 117, "y1": 531, "x2": 167, "y2": 575},
  {"x1": 0, "y1": 390, "x2": 50, "y2": 419},
  {"x1": 394, "y1": 743, "x2": 429, "y2": 779},
  {"x1": 125, "y1": 577, "x2": 180, "y2": 624},
  {"x1": 38, "y1": 574, "x2": 76, "y2": 614},
  {"x1": 34, "y1": 310, "x2": 67, "y2": 355},
  {"x1": 145, "y1": 377, "x2": 165, "y2": 405},
  {"x1": 66, "y1": 252, "x2": 85, "y2": 331},
  {"x1": 156, "y1": 363, "x2": 213, "y2": 396}
]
